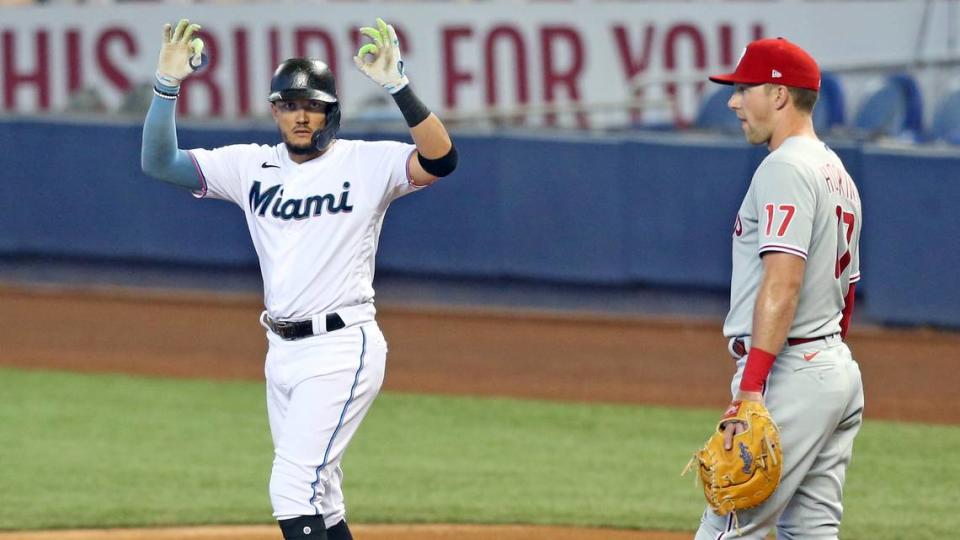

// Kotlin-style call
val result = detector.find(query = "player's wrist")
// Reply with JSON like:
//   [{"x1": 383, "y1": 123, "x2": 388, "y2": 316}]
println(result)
[
  {"x1": 383, "y1": 74, "x2": 410, "y2": 94},
  {"x1": 155, "y1": 71, "x2": 182, "y2": 89},
  {"x1": 739, "y1": 346, "x2": 777, "y2": 393},
  {"x1": 392, "y1": 85, "x2": 430, "y2": 127},
  {"x1": 154, "y1": 71, "x2": 181, "y2": 100},
  {"x1": 735, "y1": 390, "x2": 764, "y2": 402}
]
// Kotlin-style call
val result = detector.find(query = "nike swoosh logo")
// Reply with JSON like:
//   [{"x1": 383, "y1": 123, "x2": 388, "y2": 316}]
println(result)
[
  {"x1": 261, "y1": 162, "x2": 280, "y2": 169},
  {"x1": 803, "y1": 351, "x2": 821, "y2": 361}
]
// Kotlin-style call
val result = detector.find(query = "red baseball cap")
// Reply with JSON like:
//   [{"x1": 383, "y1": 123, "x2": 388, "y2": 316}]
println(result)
[{"x1": 709, "y1": 38, "x2": 821, "y2": 92}]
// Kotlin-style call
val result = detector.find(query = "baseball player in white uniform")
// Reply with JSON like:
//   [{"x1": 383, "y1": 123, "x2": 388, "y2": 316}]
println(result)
[
  {"x1": 141, "y1": 19, "x2": 458, "y2": 539},
  {"x1": 696, "y1": 38, "x2": 864, "y2": 539}
]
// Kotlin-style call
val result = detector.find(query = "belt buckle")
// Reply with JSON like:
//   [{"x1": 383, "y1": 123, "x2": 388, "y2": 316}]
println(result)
[
  {"x1": 272, "y1": 319, "x2": 293, "y2": 339},
  {"x1": 732, "y1": 338, "x2": 747, "y2": 358}
]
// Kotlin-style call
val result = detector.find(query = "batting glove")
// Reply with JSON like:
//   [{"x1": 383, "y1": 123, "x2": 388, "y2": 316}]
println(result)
[
  {"x1": 156, "y1": 19, "x2": 205, "y2": 87},
  {"x1": 354, "y1": 18, "x2": 410, "y2": 94}
]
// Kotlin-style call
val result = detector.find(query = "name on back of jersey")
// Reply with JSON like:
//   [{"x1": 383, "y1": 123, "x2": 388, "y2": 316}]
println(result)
[
  {"x1": 248, "y1": 180, "x2": 354, "y2": 221},
  {"x1": 820, "y1": 163, "x2": 859, "y2": 204}
]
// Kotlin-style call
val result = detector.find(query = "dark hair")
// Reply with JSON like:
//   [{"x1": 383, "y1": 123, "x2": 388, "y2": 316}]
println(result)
[{"x1": 788, "y1": 87, "x2": 819, "y2": 113}]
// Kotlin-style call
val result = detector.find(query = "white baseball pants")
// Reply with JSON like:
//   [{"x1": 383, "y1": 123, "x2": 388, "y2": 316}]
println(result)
[{"x1": 264, "y1": 320, "x2": 387, "y2": 528}]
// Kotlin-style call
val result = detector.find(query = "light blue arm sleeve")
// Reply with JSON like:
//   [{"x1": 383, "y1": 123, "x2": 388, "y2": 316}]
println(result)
[{"x1": 140, "y1": 91, "x2": 202, "y2": 190}]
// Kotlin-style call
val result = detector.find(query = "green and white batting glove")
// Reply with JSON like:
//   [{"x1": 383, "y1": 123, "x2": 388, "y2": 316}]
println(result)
[
  {"x1": 354, "y1": 18, "x2": 409, "y2": 94},
  {"x1": 156, "y1": 19, "x2": 205, "y2": 87}
]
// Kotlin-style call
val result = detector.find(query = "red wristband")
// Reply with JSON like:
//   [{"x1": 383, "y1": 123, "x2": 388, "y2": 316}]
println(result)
[{"x1": 739, "y1": 346, "x2": 777, "y2": 392}]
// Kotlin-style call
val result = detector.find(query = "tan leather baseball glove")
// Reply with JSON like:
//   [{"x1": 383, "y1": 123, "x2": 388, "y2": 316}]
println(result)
[{"x1": 684, "y1": 400, "x2": 783, "y2": 518}]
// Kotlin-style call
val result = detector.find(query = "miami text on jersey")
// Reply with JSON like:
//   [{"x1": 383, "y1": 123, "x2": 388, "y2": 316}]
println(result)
[{"x1": 248, "y1": 181, "x2": 354, "y2": 220}]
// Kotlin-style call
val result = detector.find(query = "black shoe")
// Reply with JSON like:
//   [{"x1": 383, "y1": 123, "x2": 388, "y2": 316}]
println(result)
[{"x1": 327, "y1": 520, "x2": 353, "y2": 540}]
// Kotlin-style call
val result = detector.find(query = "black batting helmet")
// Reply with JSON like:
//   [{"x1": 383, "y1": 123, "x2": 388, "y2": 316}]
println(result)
[{"x1": 268, "y1": 58, "x2": 341, "y2": 150}]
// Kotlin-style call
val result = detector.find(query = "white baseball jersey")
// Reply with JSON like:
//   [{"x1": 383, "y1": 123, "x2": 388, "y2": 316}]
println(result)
[
  {"x1": 724, "y1": 136, "x2": 862, "y2": 338},
  {"x1": 188, "y1": 139, "x2": 420, "y2": 319}
]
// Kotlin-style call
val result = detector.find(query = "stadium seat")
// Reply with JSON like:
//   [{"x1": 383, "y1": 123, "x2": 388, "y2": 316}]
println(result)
[
  {"x1": 930, "y1": 89, "x2": 960, "y2": 145},
  {"x1": 813, "y1": 71, "x2": 845, "y2": 133},
  {"x1": 852, "y1": 73, "x2": 924, "y2": 139},
  {"x1": 694, "y1": 86, "x2": 739, "y2": 134}
]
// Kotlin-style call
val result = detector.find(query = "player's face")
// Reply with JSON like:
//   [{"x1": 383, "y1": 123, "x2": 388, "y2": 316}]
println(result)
[
  {"x1": 729, "y1": 84, "x2": 777, "y2": 145},
  {"x1": 271, "y1": 99, "x2": 329, "y2": 152}
]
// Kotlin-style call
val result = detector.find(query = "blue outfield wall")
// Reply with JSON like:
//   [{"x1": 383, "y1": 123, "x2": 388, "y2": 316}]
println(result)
[{"x1": 1, "y1": 120, "x2": 957, "y2": 327}]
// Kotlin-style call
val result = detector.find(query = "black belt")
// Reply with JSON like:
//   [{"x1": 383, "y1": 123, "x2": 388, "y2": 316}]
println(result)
[
  {"x1": 787, "y1": 334, "x2": 839, "y2": 346},
  {"x1": 731, "y1": 333, "x2": 840, "y2": 357},
  {"x1": 266, "y1": 313, "x2": 346, "y2": 340}
]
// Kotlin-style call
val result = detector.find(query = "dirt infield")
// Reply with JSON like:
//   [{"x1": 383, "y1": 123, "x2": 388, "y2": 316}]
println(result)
[
  {"x1": 3, "y1": 286, "x2": 958, "y2": 423},
  {"x1": 2, "y1": 285, "x2": 959, "y2": 540}
]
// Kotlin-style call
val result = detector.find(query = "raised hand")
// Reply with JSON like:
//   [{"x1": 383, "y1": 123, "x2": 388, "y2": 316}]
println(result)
[
  {"x1": 354, "y1": 18, "x2": 409, "y2": 94},
  {"x1": 157, "y1": 19, "x2": 205, "y2": 85}
]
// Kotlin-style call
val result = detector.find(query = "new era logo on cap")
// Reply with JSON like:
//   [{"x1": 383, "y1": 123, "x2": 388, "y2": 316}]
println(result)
[{"x1": 708, "y1": 37, "x2": 821, "y2": 92}]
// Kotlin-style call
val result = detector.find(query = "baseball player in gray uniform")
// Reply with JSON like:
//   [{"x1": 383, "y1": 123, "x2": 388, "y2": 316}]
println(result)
[
  {"x1": 695, "y1": 38, "x2": 864, "y2": 539},
  {"x1": 140, "y1": 18, "x2": 457, "y2": 540}
]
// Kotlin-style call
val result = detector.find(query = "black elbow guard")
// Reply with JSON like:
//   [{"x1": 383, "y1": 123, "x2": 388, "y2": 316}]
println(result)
[{"x1": 417, "y1": 145, "x2": 458, "y2": 177}]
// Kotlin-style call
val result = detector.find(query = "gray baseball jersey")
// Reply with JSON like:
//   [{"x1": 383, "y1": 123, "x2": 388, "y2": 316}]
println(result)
[
  {"x1": 724, "y1": 136, "x2": 862, "y2": 339},
  {"x1": 698, "y1": 136, "x2": 866, "y2": 539}
]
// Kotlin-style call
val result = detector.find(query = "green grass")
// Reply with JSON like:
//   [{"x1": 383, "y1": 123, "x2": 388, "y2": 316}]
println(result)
[
  {"x1": 0, "y1": 368, "x2": 272, "y2": 527},
  {"x1": 0, "y1": 367, "x2": 957, "y2": 539}
]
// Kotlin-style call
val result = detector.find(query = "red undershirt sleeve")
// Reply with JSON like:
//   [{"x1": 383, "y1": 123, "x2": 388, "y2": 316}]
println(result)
[{"x1": 839, "y1": 283, "x2": 856, "y2": 339}]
